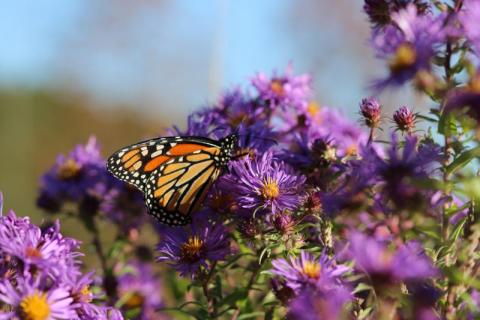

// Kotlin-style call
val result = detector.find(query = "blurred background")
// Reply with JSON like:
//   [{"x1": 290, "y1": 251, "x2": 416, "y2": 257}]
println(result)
[{"x1": 0, "y1": 0, "x2": 423, "y2": 222}]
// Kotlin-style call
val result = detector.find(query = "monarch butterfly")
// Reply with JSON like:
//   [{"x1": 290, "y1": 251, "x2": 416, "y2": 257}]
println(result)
[{"x1": 107, "y1": 134, "x2": 237, "y2": 226}]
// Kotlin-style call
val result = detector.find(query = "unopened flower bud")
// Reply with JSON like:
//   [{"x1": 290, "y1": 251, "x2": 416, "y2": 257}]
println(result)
[
  {"x1": 272, "y1": 213, "x2": 295, "y2": 234},
  {"x1": 360, "y1": 97, "x2": 382, "y2": 128},
  {"x1": 393, "y1": 106, "x2": 415, "y2": 133}
]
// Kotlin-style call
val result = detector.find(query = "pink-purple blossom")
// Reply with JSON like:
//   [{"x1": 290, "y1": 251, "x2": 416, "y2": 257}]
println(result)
[
  {"x1": 157, "y1": 223, "x2": 230, "y2": 278},
  {"x1": 221, "y1": 152, "x2": 305, "y2": 215}
]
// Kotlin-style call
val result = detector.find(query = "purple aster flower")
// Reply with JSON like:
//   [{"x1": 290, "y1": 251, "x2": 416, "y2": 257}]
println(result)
[
  {"x1": 157, "y1": 223, "x2": 230, "y2": 278},
  {"x1": 407, "y1": 283, "x2": 441, "y2": 320},
  {"x1": 81, "y1": 305, "x2": 125, "y2": 320},
  {"x1": 215, "y1": 87, "x2": 265, "y2": 128},
  {"x1": 287, "y1": 286, "x2": 351, "y2": 320},
  {"x1": 364, "y1": 0, "x2": 430, "y2": 28},
  {"x1": 235, "y1": 122, "x2": 277, "y2": 154},
  {"x1": 359, "y1": 97, "x2": 382, "y2": 129},
  {"x1": 306, "y1": 107, "x2": 370, "y2": 158},
  {"x1": 252, "y1": 64, "x2": 312, "y2": 110},
  {"x1": 99, "y1": 182, "x2": 148, "y2": 234},
  {"x1": 279, "y1": 134, "x2": 335, "y2": 171},
  {"x1": 461, "y1": 0, "x2": 480, "y2": 56},
  {"x1": 318, "y1": 178, "x2": 370, "y2": 216},
  {"x1": 221, "y1": 152, "x2": 305, "y2": 215},
  {"x1": 364, "y1": 134, "x2": 441, "y2": 210},
  {"x1": 465, "y1": 290, "x2": 480, "y2": 319},
  {"x1": 37, "y1": 136, "x2": 108, "y2": 214},
  {"x1": 316, "y1": 140, "x2": 382, "y2": 216},
  {"x1": 393, "y1": 105, "x2": 416, "y2": 133},
  {"x1": 62, "y1": 271, "x2": 97, "y2": 316},
  {"x1": 371, "y1": 4, "x2": 446, "y2": 89},
  {"x1": 169, "y1": 107, "x2": 226, "y2": 139},
  {"x1": 392, "y1": 241, "x2": 440, "y2": 280},
  {"x1": 276, "y1": 100, "x2": 325, "y2": 133},
  {"x1": 0, "y1": 276, "x2": 76, "y2": 319},
  {"x1": 116, "y1": 261, "x2": 163, "y2": 320},
  {"x1": 445, "y1": 72, "x2": 480, "y2": 123},
  {"x1": 346, "y1": 232, "x2": 438, "y2": 286},
  {"x1": 0, "y1": 212, "x2": 80, "y2": 279},
  {"x1": 271, "y1": 251, "x2": 349, "y2": 293},
  {"x1": 0, "y1": 194, "x2": 123, "y2": 320}
]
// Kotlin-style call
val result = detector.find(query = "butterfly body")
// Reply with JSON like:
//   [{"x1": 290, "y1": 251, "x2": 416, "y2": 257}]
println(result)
[{"x1": 107, "y1": 134, "x2": 237, "y2": 226}]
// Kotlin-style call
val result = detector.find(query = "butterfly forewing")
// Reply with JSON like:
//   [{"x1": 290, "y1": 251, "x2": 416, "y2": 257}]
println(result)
[
  {"x1": 107, "y1": 136, "x2": 221, "y2": 191},
  {"x1": 144, "y1": 152, "x2": 221, "y2": 225}
]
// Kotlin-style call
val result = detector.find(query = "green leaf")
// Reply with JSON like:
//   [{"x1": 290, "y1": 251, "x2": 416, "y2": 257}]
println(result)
[
  {"x1": 358, "y1": 307, "x2": 373, "y2": 320},
  {"x1": 417, "y1": 228, "x2": 442, "y2": 241},
  {"x1": 446, "y1": 146, "x2": 480, "y2": 174},
  {"x1": 438, "y1": 111, "x2": 455, "y2": 136},
  {"x1": 192, "y1": 308, "x2": 210, "y2": 320},
  {"x1": 460, "y1": 177, "x2": 480, "y2": 199},
  {"x1": 352, "y1": 283, "x2": 372, "y2": 294},
  {"x1": 213, "y1": 275, "x2": 223, "y2": 300},
  {"x1": 263, "y1": 301, "x2": 279, "y2": 307},
  {"x1": 410, "y1": 177, "x2": 446, "y2": 190},
  {"x1": 265, "y1": 308, "x2": 275, "y2": 320},
  {"x1": 238, "y1": 312, "x2": 264, "y2": 319},
  {"x1": 220, "y1": 288, "x2": 247, "y2": 307},
  {"x1": 259, "y1": 247, "x2": 271, "y2": 264},
  {"x1": 449, "y1": 217, "x2": 466, "y2": 241},
  {"x1": 416, "y1": 114, "x2": 438, "y2": 123}
]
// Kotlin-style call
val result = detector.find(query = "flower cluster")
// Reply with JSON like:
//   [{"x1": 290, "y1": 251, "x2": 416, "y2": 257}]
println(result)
[
  {"x1": 114, "y1": 261, "x2": 164, "y2": 319},
  {"x1": 0, "y1": 194, "x2": 123, "y2": 319},
  {"x1": 37, "y1": 136, "x2": 147, "y2": 234},
  {"x1": 149, "y1": 57, "x2": 463, "y2": 318}
]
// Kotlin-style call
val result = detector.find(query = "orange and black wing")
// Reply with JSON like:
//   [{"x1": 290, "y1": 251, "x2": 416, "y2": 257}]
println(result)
[
  {"x1": 144, "y1": 148, "x2": 222, "y2": 225},
  {"x1": 107, "y1": 136, "x2": 221, "y2": 192}
]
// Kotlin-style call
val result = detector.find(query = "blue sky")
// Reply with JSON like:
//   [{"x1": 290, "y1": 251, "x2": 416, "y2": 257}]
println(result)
[{"x1": 0, "y1": 0, "x2": 418, "y2": 120}]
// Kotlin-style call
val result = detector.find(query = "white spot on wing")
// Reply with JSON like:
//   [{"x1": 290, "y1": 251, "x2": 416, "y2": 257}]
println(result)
[{"x1": 151, "y1": 150, "x2": 164, "y2": 157}]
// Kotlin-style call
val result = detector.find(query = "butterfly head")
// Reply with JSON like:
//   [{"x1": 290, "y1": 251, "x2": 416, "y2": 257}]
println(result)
[{"x1": 218, "y1": 134, "x2": 238, "y2": 166}]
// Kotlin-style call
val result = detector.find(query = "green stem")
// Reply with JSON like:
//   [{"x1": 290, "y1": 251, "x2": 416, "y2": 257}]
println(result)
[
  {"x1": 201, "y1": 261, "x2": 218, "y2": 318},
  {"x1": 367, "y1": 127, "x2": 375, "y2": 145},
  {"x1": 92, "y1": 225, "x2": 108, "y2": 273},
  {"x1": 441, "y1": 3, "x2": 463, "y2": 317},
  {"x1": 86, "y1": 217, "x2": 118, "y2": 305},
  {"x1": 231, "y1": 252, "x2": 265, "y2": 320}
]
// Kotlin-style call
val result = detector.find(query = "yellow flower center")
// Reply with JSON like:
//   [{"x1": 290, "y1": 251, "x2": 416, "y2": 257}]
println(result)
[
  {"x1": 389, "y1": 43, "x2": 417, "y2": 73},
  {"x1": 307, "y1": 101, "x2": 320, "y2": 117},
  {"x1": 124, "y1": 292, "x2": 145, "y2": 309},
  {"x1": 324, "y1": 146, "x2": 337, "y2": 162},
  {"x1": 261, "y1": 178, "x2": 280, "y2": 200},
  {"x1": 302, "y1": 261, "x2": 321, "y2": 279},
  {"x1": 25, "y1": 247, "x2": 42, "y2": 259},
  {"x1": 270, "y1": 79, "x2": 285, "y2": 96},
  {"x1": 79, "y1": 285, "x2": 92, "y2": 303},
  {"x1": 345, "y1": 144, "x2": 358, "y2": 156},
  {"x1": 57, "y1": 158, "x2": 81, "y2": 180},
  {"x1": 180, "y1": 236, "x2": 204, "y2": 263},
  {"x1": 20, "y1": 291, "x2": 50, "y2": 320}
]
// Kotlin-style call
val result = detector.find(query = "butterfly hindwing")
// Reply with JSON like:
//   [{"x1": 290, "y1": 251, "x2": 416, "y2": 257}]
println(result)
[{"x1": 144, "y1": 149, "x2": 222, "y2": 226}]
